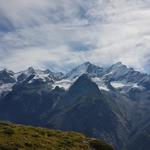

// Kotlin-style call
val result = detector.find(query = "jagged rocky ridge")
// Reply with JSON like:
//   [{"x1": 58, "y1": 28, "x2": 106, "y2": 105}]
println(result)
[{"x1": 0, "y1": 62, "x2": 150, "y2": 150}]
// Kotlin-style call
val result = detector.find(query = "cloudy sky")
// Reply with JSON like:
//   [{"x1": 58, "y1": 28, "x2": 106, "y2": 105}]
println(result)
[{"x1": 0, "y1": 0, "x2": 150, "y2": 72}]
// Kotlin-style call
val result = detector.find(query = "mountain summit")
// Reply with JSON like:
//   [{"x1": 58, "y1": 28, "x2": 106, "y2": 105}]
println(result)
[{"x1": 65, "y1": 62, "x2": 104, "y2": 79}]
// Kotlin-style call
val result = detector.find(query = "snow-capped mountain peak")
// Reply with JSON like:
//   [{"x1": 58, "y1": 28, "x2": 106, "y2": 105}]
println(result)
[
  {"x1": 0, "y1": 69, "x2": 14, "y2": 74},
  {"x1": 15, "y1": 67, "x2": 63, "y2": 84},
  {"x1": 107, "y1": 62, "x2": 128, "y2": 73},
  {"x1": 0, "y1": 69, "x2": 16, "y2": 84},
  {"x1": 103, "y1": 62, "x2": 146, "y2": 83},
  {"x1": 65, "y1": 61, "x2": 104, "y2": 80},
  {"x1": 27, "y1": 67, "x2": 35, "y2": 73}
]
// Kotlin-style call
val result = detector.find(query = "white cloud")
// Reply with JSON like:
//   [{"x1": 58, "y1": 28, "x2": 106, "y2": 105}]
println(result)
[{"x1": 0, "y1": 0, "x2": 150, "y2": 72}]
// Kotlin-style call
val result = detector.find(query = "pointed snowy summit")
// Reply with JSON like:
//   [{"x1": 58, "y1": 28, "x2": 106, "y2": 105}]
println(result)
[{"x1": 65, "y1": 61, "x2": 104, "y2": 79}]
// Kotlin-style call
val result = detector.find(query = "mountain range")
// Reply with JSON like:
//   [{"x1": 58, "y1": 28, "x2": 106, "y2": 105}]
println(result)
[{"x1": 0, "y1": 62, "x2": 150, "y2": 150}]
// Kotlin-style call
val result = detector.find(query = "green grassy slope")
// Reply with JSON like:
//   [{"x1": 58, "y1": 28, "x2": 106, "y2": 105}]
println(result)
[{"x1": 0, "y1": 122, "x2": 115, "y2": 150}]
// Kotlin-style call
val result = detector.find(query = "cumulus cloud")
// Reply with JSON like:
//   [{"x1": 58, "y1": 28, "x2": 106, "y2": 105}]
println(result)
[{"x1": 0, "y1": 0, "x2": 150, "y2": 72}]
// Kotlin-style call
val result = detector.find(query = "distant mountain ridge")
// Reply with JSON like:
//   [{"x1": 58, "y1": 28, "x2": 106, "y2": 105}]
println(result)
[
  {"x1": 0, "y1": 61, "x2": 149, "y2": 93},
  {"x1": 0, "y1": 62, "x2": 150, "y2": 150}
]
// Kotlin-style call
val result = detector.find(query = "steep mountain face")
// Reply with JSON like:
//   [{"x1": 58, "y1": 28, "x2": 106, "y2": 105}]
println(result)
[
  {"x1": 127, "y1": 123, "x2": 150, "y2": 150},
  {"x1": 0, "y1": 69, "x2": 16, "y2": 83},
  {"x1": 0, "y1": 62, "x2": 150, "y2": 150},
  {"x1": 0, "y1": 69, "x2": 16, "y2": 97},
  {"x1": 128, "y1": 133, "x2": 150, "y2": 150},
  {"x1": 47, "y1": 75, "x2": 130, "y2": 150},
  {"x1": 101, "y1": 62, "x2": 150, "y2": 95},
  {"x1": 138, "y1": 75, "x2": 150, "y2": 90},
  {"x1": 0, "y1": 79, "x2": 65, "y2": 125},
  {"x1": 104, "y1": 62, "x2": 146, "y2": 83}
]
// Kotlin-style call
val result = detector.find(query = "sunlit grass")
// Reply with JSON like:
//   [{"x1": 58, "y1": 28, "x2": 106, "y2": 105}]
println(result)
[{"x1": 0, "y1": 122, "x2": 114, "y2": 150}]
